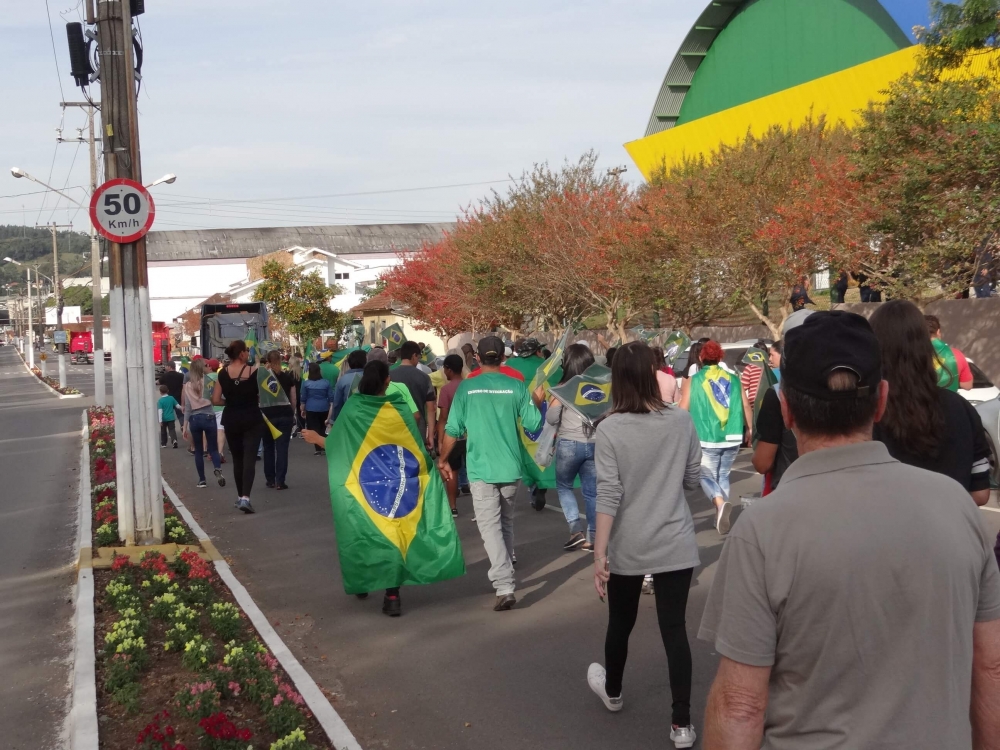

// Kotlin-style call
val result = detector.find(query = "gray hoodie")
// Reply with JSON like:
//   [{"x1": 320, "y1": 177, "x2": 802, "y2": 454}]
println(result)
[{"x1": 595, "y1": 406, "x2": 702, "y2": 576}]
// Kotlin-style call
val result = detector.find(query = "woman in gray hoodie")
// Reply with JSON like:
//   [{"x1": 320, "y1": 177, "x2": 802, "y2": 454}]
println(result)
[{"x1": 586, "y1": 341, "x2": 702, "y2": 749}]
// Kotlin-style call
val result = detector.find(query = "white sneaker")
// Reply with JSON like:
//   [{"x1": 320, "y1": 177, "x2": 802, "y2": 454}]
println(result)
[
  {"x1": 670, "y1": 724, "x2": 696, "y2": 748},
  {"x1": 715, "y1": 500, "x2": 732, "y2": 535},
  {"x1": 587, "y1": 663, "x2": 623, "y2": 713}
]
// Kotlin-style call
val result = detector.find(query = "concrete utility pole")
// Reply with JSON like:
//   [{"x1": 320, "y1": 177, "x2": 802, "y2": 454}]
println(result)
[
  {"x1": 61, "y1": 101, "x2": 106, "y2": 405},
  {"x1": 96, "y1": 0, "x2": 163, "y2": 544},
  {"x1": 38, "y1": 223, "x2": 72, "y2": 387}
]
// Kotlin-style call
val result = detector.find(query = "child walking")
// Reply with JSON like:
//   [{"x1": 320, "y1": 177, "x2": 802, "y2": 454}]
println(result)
[{"x1": 158, "y1": 384, "x2": 180, "y2": 448}]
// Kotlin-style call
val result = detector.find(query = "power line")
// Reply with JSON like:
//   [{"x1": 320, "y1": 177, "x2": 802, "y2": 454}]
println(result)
[
  {"x1": 155, "y1": 178, "x2": 515, "y2": 209},
  {"x1": 44, "y1": 0, "x2": 66, "y2": 102},
  {"x1": 0, "y1": 187, "x2": 86, "y2": 200}
]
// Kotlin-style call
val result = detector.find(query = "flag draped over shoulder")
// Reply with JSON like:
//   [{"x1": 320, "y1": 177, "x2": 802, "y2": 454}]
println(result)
[
  {"x1": 381, "y1": 323, "x2": 406, "y2": 351},
  {"x1": 744, "y1": 347, "x2": 777, "y2": 448},
  {"x1": 326, "y1": 392, "x2": 465, "y2": 594},
  {"x1": 256, "y1": 368, "x2": 290, "y2": 438}
]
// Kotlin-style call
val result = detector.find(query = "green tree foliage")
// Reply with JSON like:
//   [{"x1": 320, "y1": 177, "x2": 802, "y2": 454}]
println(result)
[
  {"x1": 920, "y1": 0, "x2": 1000, "y2": 69},
  {"x1": 59, "y1": 285, "x2": 109, "y2": 315},
  {"x1": 252, "y1": 260, "x2": 347, "y2": 341},
  {"x1": 0, "y1": 225, "x2": 91, "y2": 286}
]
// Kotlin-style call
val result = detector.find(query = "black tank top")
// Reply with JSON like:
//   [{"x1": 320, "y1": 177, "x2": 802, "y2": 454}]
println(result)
[{"x1": 219, "y1": 364, "x2": 260, "y2": 411}]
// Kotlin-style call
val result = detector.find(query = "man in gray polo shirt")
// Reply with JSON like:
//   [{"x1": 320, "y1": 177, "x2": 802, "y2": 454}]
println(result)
[{"x1": 699, "y1": 311, "x2": 1000, "y2": 749}]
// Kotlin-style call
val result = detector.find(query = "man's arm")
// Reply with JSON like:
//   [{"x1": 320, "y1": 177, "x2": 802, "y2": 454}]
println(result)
[
  {"x1": 752, "y1": 442, "x2": 778, "y2": 475},
  {"x1": 741, "y1": 386, "x2": 753, "y2": 441},
  {"x1": 424, "y1": 397, "x2": 437, "y2": 447},
  {"x1": 704, "y1": 657, "x2": 771, "y2": 750},
  {"x1": 437, "y1": 402, "x2": 451, "y2": 450},
  {"x1": 972, "y1": 619, "x2": 1000, "y2": 750},
  {"x1": 955, "y1": 349, "x2": 974, "y2": 390}
]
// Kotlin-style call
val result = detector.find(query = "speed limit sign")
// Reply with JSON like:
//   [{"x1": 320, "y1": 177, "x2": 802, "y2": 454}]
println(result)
[{"x1": 89, "y1": 178, "x2": 156, "y2": 244}]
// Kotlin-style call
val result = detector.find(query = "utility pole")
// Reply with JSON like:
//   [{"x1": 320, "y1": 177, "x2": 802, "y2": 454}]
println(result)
[
  {"x1": 96, "y1": 0, "x2": 163, "y2": 544},
  {"x1": 35, "y1": 223, "x2": 72, "y2": 386},
  {"x1": 61, "y1": 100, "x2": 106, "y2": 405}
]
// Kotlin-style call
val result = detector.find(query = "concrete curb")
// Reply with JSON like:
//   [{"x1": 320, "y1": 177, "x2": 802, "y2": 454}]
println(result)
[
  {"x1": 68, "y1": 410, "x2": 99, "y2": 750},
  {"x1": 14, "y1": 350, "x2": 84, "y2": 399},
  {"x1": 163, "y1": 479, "x2": 364, "y2": 750}
]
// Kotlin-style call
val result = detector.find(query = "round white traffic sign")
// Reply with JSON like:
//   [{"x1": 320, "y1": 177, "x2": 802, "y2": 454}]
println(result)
[{"x1": 89, "y1": 178, "x2": 155, "y2": 243}]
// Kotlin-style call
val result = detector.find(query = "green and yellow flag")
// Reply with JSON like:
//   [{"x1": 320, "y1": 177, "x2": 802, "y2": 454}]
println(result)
[
  {"x1": 932, "y1": 338, "x2": 960, "y2": 392},
  {"x1": 381, "y1": 323, "x2": 407, "y2": 352},
  {"x1": 527, "y1": 328, "x2": 571, "y2": 395},
  {"x1": 179, "y1": 355, "x2": 191, "y2": 375},
  {"x1": 663, "y1": 331, "x2": 691, "y2": 369},
  {"x1": 326, "y1": 391, "x2": 466, "y2": 594},
  {"x1": 244, "y1": 328, "x2": 258, "y2": 365}
]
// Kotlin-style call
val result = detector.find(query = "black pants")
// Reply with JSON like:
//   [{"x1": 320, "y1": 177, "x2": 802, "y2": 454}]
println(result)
[
  {"x1": 160, "y1": 420, "x2": 177, "y2": 446},
  {"x1": 306, "y1": 411, "x2": 328, "y2": 453},
  {"x1": 605, "y1": 568, "x2": 694, "y2": 726},
  {"x1": 223, "y1": 414, "x2": 266, "y2": 498},
  {"x1": 832, "y1": 285, "x2": 847, "y2": 304}
]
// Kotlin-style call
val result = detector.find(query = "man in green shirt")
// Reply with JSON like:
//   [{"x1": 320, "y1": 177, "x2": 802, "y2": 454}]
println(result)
[{"x1": 438, "y1": 335, "x2": 542, "y2": 611}]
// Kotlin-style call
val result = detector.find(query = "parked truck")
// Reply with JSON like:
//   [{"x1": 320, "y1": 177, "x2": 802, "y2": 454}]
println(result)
[
  {"x1": 69, "y1": 330, "x2": 94, "y2": 364},
  {"x1": 198, "y1": 302, "x2": 269, "y2": 362}
]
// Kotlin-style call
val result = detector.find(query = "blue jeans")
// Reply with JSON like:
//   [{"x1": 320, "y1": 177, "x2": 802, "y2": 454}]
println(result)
[
  {"x1": 262, "y1": 413, "x2": 294, "y2": 485},
  {"x1": 188, "y1": 412, "x2": 222, "y2": 482},
  {"x1": 555, "y1": 439, "x2": 597, "y2": 539},
  {"x1": 700, "y1": 445, "x2": 739, "y2": 502}
]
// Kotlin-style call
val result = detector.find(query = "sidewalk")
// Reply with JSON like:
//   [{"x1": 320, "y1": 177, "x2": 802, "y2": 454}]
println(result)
[{"x1": 157, "y1": 435, "x2": 755, "y2": 749}]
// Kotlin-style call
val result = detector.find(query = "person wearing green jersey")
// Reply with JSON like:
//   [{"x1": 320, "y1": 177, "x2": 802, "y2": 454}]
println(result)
[
  {"x1": 926, "y1": 315, "x2": 973, "y2": 392},
  {"x1": 680, "y1": 340, "x2": 745, "y2": 535},
  {"x1": 438, "y1": 335, "x2": 543, "y2": 611}
]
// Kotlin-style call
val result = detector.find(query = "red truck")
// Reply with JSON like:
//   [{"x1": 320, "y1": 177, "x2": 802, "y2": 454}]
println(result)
[
  {"x1": 152, "y1": 321, "x2": 172, "y2": 372},
  {"x1": 69, "y1": 330, "x2": 94, "y2": 364}
]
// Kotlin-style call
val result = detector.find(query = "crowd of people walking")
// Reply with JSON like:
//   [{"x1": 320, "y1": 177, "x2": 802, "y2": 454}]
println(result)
[{"x1": 159, "y1": 305, "x2": 1000, "y2": 749}]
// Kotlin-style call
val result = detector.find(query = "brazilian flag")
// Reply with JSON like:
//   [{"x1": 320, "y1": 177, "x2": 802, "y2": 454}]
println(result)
[
  {"x1": 381, "y1": 323, "x2": 406, "y2": 352},
  {"x1": 245, "y1": 328, "x2": 258, "y2": 365},
  {"x1": 179, "y1": 355, "x2": 191, "y2": 375},
  {"x1": 326, "y1": 391, "x2": 465, "y2": 594},
  {"x1": 663, "y1": 331, "x2": 691, "y2": 369},
  {"x1": 549, "y1": 363, "x2": 613, "y2": 425}
]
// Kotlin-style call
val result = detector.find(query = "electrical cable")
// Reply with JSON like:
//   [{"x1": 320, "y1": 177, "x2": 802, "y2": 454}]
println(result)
[
  {"x1": 34, "y1": 143, "x2": 61, "y2": 225},
  {"x1": 44, "y1": 0, "x2": 67, "y2": 102},
  {"x1": 48, "y1": 140, "x2": 83, "y2": 224}
]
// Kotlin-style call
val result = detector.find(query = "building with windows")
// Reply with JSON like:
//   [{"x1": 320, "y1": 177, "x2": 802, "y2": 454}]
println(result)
[
  {"x1": 625, "y1": 0, "x2": 933, "y2": 178},
  {"x1": 144, "y1": 223, "x2": 453, "y2": 324}
]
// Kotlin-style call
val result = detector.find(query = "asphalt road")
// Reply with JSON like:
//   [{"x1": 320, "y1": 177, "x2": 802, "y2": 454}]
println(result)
[
  {"x1": 0, "y1": 346, "x2": 83, "y2": 749},
  {"x1": 160, "y1": 429, "x2": 762, "y2": 749}
]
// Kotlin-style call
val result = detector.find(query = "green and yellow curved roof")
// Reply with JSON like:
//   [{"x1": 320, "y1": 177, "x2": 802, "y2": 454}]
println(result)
[{"x1": 626, "y1": 0, "x2": 933, "y2": 179}]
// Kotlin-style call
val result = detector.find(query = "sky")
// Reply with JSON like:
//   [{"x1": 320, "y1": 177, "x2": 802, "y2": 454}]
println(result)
[{"x1": 1, "y1": 0, "x2": 696, "y2": 232}]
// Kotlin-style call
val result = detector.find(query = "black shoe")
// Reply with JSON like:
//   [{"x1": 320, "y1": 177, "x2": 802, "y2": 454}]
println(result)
[
  {"x1": 266, "y1": 482, "x2": 275, "y2": 489},
  {"x1": 276, "y1": 483, "x2": 288, "y2": 490},
  {"x1": 493, "y1": 594, "x2": 516, "y2": 611},
  {"x1": 459, "y1": 484, "x2": 471, "y2": 496},
  {"x1": 531, "y1": 488, "x2": 547, "y2": 511},
  {"x1": 451, "y1": 507, "x2": 458, "y2": 518},
  {"x1": 563, "y1": 532, "x2": 586, "y2": 551},
  {"x1": 188, "y1": 448, "x2": 196, "y2": 456},
  {"x1": 511, "y1": 552, "x2": 518, "y2": 565},
  {"x1": 214, "y1": 468, "x2": 226, "y2": 487},
  {"x1": 172, "y1": 441, "x2": 178, "y2": 449},
  {"x1": 382, "y1": 594, "x2": 401, "y2": 617},
  {"x1": 355, "y1": 593, "x2": 369, "y2": 600},
  {"x1": 196, "y1": 480, "x2": 207, "y2": 488}
]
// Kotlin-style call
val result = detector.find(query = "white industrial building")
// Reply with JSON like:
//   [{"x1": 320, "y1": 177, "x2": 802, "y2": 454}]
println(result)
[{"x1": 145, "y1": 223, "x2": 453, "y2": 324}]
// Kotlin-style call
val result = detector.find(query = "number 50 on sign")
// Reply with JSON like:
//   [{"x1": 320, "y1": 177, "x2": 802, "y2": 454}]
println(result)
[{"x1": 89, "y1": 178, "x2": 155, "y2": 244}]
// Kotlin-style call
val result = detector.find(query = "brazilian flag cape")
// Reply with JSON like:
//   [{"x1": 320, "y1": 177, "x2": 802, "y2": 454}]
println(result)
[
  {"x1": 326, "y1": 391, "x2": 466, "y2": 594},
  {"x1": 932, "y1": 338, "x2": 960, "y2": 392},
  {"x1": 689, "y1": 364, "x2": 745, "y2": 447}
]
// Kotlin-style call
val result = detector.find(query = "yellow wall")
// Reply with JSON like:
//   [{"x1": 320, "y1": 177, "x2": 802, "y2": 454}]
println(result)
[{"x1": 625, "y1": 46, "x2": 919, "y2": 180}]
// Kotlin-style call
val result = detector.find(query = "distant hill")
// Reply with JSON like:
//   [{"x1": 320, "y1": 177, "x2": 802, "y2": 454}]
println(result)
[{"x1": 0, "y1": 225, "x2": 94, "y2": 289}]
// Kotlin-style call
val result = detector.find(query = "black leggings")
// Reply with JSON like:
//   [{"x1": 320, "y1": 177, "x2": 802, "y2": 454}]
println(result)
[
  {"x1": 223, "y1": 416, "x2": 265, "y2": 498},
  {"x1": 305, "y1": 411, "x2": 328, "y2": 453},
  {"x1": 605, "y1": 568, "x2": 694, "y2": 726}
]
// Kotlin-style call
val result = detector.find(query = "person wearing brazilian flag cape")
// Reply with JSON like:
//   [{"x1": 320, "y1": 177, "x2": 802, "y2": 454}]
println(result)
[
  {"x1": 302, "y1": 359, "x2": 465, "y2": 617},
  {"x1": 679, "y1": 340, "x2": 744, "y2": 536}
]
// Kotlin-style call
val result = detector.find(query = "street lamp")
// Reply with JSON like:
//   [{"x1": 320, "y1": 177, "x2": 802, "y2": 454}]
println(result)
[
  {"x1": 10, "y1": 166, "x2": 86, "y2": 207},
  {"x1": 145, "y1": 173, "x2": 177, "y2": 188}
]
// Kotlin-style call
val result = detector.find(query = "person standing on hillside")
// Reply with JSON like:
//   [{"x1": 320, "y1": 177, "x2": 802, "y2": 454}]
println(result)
[
  {"x1": 390, "y1": 341, "x2": 437, "y2": 450},
  {"x1": 680, "y1": 340, "x2": 744, "y2": 535},
  {"x1": 437, "y1": 336, "x2": 542, "y2": 611}
]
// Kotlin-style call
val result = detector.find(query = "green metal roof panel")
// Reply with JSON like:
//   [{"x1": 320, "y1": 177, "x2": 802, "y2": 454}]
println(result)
[{"x1": 675, "y1": 0, "x2": 911, "y2": 126}]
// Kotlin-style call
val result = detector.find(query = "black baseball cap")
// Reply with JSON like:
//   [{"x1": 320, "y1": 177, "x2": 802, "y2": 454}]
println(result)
[
  {"x1": 782, "y1": 311, "x2": 882, "y2": 400},
  {"x1": 477, "y1": 335, "x2": 505, "y2": 362}
]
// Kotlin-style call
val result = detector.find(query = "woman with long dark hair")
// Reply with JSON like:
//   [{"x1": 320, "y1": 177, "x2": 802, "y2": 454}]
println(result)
[
  {"x1": 869, "y1": 300, "x2": 991, "y2": 505},
  {"x1": 212, "y1": 340, "x2": 264, "y2": 514},
  {"x1": 546, "y1": 343, "x2": 598, "y2": 551},
  {"x1": 587, "y1": 342, "x2": 702, "y2": 748},
  {"x1": 299, "y1": 362, "x2": 334, "y2": 456}
]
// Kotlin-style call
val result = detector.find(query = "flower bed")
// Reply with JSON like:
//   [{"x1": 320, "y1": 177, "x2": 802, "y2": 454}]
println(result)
[
  {"x1": 87, "y1": 407, "x2": 332, "y2": 750},
  {"x1": 30, "y1": 363, "x2": 83, "y2": 395}
]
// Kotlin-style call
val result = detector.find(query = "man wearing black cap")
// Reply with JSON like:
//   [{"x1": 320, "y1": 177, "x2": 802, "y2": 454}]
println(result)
[
  {"x1": 699, "y1": 311, "x2": 1000, "y2": 749},
  {"x1": 437, "y1": 335, "x2": 543, "y2": 611}
]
